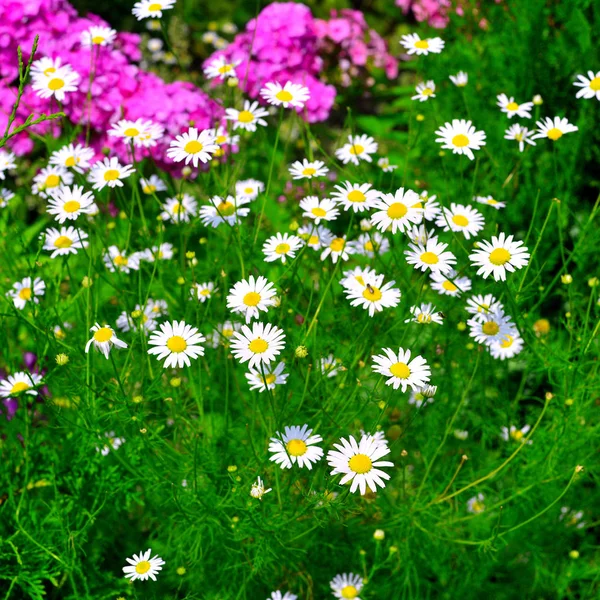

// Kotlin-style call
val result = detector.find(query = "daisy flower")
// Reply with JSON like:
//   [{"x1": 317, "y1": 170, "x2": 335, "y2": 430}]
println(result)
[
  {"x1": 467, "y1": 493, "x2": 485, "y2": 514},
  {"x1": 263, "y1": 232, "x2": 303, "y2": 263},
  {"x1": 116, "y1": 305, "x2": 158, "y2": 334},
  {"x1": 31, "y1": 66, "x2": 79, "y2": 101},
  {"x1": 344, "y1": 273, "x2": 401, "y2": 317},
  {"x1": 166, "y1": 127, "x2": 218, "y2": 167},
  {"x1": 103, "y1": 246, "x2": 141, "y2": 273},
  {"x1": 30, "y1": 56, "x2": 65, "y2": 77},
  {"x1": 340, "y1": 265, "x2": 380, "y2": 290},
  {"x1": 352, "y1": 232, "x2": 390, "y2": 258},
  {"x1": 0, "y1": 371, "x2": 43, "y2": 398},
  {"x1": 335, "y1": 134, "x2": 378, "y2": 165},
  {"x1": 377, "y1": 157, "x2": 398, "y2": 172},
  {"x1": 298, "y1": 224, "x2": 334, "y2": 250},
  {"x1": 497, "y1": 94, "x2": 533, "y2": 119},
  {"x1": 148, "y1": 320, "x2": 206, "y2": 368},
  {"x1": 320, "y1": 354, "x2": 341, "y2": 378},
  {"x1": 227, "y1": 276, "x2": 277, "y2": 323},
  {"x1": 49, "y1": 143, "x2": 94, "y2": 173},
  {"x1": 419, "y1": 191, "x2": 442, "y2": 222},
  {"x1": 32, "y1": 166, "x2": 73, "y2": 198},
  {"x1": 327, "y1": 434, "x2": 394, "y2": 495},
  {"x1": 268, "y1": 592, "x2": 297, "y2": 600},
  {"x1": 206, "y1": 321, "x2": 241, "y2": 348},
  {"x1": 501, "y1": 424, "x2": 531, "y2": 443},
  {"x1": 42, "y1": 226, "x2": 88, "y2": 258},
  {"x1": 465, "y1": 293, "x2": 503, "y2": 318},
  {"x1": 81, "y1": 26, "x2": 117, "y2": 47},
  {"x1": 7, "y1": 277, "x2": 45, "y2": 310},
  {"x1": 191, "y1": 281, "x2": 218, "y2": 303},
  {"x1": 230, "y1": 322, "x2": 286, "y2": 369},
  {"x1": 246, "y1": 361, "x2": 288, "y2": 392},
  {"x1": 475, "y1": 195, "x2": 505, "y2": 210},
  {"x1": 260, "y1": 81, "x2": 310, "y2": 109},
  {"x1": 132, "y1": 0, "x2": 175, "y2": 20},
  {"x1": 85, "y1": 323, "x2": 127, "y2": 359},
  {"x1": 405, "y1": 224, "x2": 436, "y2": 246},
  {"x1": 468, "y1": 309, "x2": 516, "y2": 346},
  {"x1": 370, "y1": 187, "x2": 423, "y2": 234},
  {"x1": 435, "y1": 119, "x2": 486, "y2": 160},
  {"x1": 489, "y1": 332, "x2": 524, "y2": 360},
  {"x1": 400, "y1": 33, "x2": 444, "y2": 55},
  {"x1": 330, "y1": 573, "x2": 364, "y2": 600},
  {"x1": 573, "y1": 70, "x2": 600, "y2": 101},
  {"x1": 449, "y1": 71, "x2": 468, "y2": 87},
  {"x1": 209, "y1": 126, "x2": 239, "y2": 155},
  {"x1": 250, "y1": 476, "x2": 272, "y2": 500},
  {"x1": 96, "y1": 431, "x2": 125, "y2": 455},
  {"x1": 225, "y1": 100, "x2": 270, "y2": 132},
  {"x1": 408, "y1": 385, "x2": 437, "y2": 408},
  {"x1": 108, "y1": 118, "x2": 162, "y2": 148},
  {"x1": 372, "y1": 347, "x2": 431, "y2": 392},
  {"x1": 161, "y1": 193, "x2": 198, "y2": 223},
  {"x1": 88, "y1": 157, "x2": 134, "y2": 191},
  {"x1": 405, "y1": 238, "x2": 457, "y2": 274},
  {"x1": 430, "y1": 270, "x2": 472, "y2": 297},
  {"x1": 0, "y1": 150, "x2": 16, "y2": 179},
  {"x1": 47, "y1": 185, "x2": 96, "y2": 223},
  {"x1": 412, "y1": 80, "x2": 436, "y2": 102},
  {"x1": 532, "y1": 116, "x2": 578, "y2": 141},
  {"x1": 300, "y1": 196, "x2": 339, "y2": 224},
  {"x1": 405, "y1": 303, "x2": 444, "y2": 325},
  {"x1": 288, "y1": 158, "x2": 329, "y2": 180},
  {"x1": 469, "y1": 232, "x2": 530, "y2": 281},
  {"x1": 235, "y1": 179, "x2": 264, "y2": 200},
  {"x1": 435, "y1": 203, "x2": 485, "y2": 239},
  {"x1": 140, "y1": 174, "x2": 167, "y2": 195},
  {"x1": 123, "y1": 549, "x2": 165, "y2": 582},
  {"x1": 269, "y1": 424, "x2": 323, "y2": 469},
  {"x1": 331, "y1": 181, "x2": 379, "y2": 213},
  {"x1": 320, "y1": 235, "x2": 354, "y2": 264},
  {"x1": 361, "y1": 430, "x2": 389, "y2": 450},
  {"x1": 203, "y1": 55, "x2": 240, "y2": 80},
  {"x1": 504, "y1": 124, "x2": 536, "y2": 152},
  {"x1": 199, "y1": 195, "x2": 250, "y2": 228}
]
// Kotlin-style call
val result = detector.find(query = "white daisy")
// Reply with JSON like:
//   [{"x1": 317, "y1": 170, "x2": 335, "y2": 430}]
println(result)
[
  {"x1": 469, "y1": 232, "x2": 530, "y2": 281},
  {"x1": 225, "y1": 100, "x2": 270, "y2": 132},
  {"x1": 412, "y1": 80, "x2": 436, "y2": 102},
  {"x1": 327, "y1": 434, "x2": 394, "y2": 495},
  {"x1": 206, "y1": 321, "x2": 242, "y2": 348},
  {"x1": 250, "y1": 476, "x2": 272, "y2": 500},
  {"x1": 475, "y1": 195, "x2": 506, "y2": 210},
  {"x1": 116, "y1": 304, "x2": 158, "y2": 333},
  {"x1": 372, "y1": 347, "x2": 431, "y2": 392},
  {"x1": 351, "y1": 232, "x2": 390, "y2": 258},
  {"x1": 377, "y1": 157, "x2": 398, "y2": 172},
  {"x1": 344, "y1": 273, "x2": 401, "y2": 317},
  {"x1": 340, "y1": 265, "x2": 380, "y2": 290},
  {"x1": 268, "y1": 592, "x2": 297, "y2": 600},
  {"x1": 408, "y1": 386, "x2": 437, "y2": 408},
  {"x1": 467, "y1": 309, "x2": 516, "y2": 346},
  {"x1": 85, "y1": 323, "x2": 127, "y2": 359},
  {"x1": 88, "y1": 157, "x2": 134, "y2": 190},
  {"x1": 331, "y1": 181, "x2": 379, "y2": 213},
  {"x1": 320, "y1": 235, "x2": 354, "y2": 264},
  {"x1": 199, "y1": 195, "x2": 250, "y2": 228},
  {"x1": 140, "y1": 174, "x2": 167, "y2": 195},
  {"x1": 122, "y1": 549, "x2": 165, "y2": 582},
  {"x1": 191, "y1": 281, "x2": 218, "y2": 303},
  {"x1": 500, "y1": 424, "x2": 531, "y2": 443},
  {"x1": 435, "y1": 119, "x2": 486, "y2": 160},
  {"x1": 574, "y1": 70, "x2": 600, "y2": 101},
  {"x1": 166, "y1": 127, "x2": 218, "y2": 167},
  {"x1": 230, "y1": 322, "x2": 286, "y2": 369},
  {"x1": 161, "y1": 193, "x2": 198, "y2": 223},
  {"x1": 268, "y1": 424, "x2": 323, "y2": 469},
  {"x1": 0, "y1": 371, "x2": 43, "y2": 397},
  {"x1": 300, "y1": 196, "x2": 339, "y2": 224},
  {"x1": 361, "y1": 429, "x2": 389, "y2": 450},
  {"x1": 335, "y1": 134, "x2": 378, "y2": 166},
  {"x1": 81, "y1": 26, "x2": 117, "y2": 47},
  {"x1": 465, "y1": 293, "x2": 503, "y2": 318},
  {"x1": 405, "y1": 303, "x2": 444, "y2": 325},
  {"x1": 289, "y1": 159, "x2": 329, "y2": 180},
  {"x1": 430, "y1": 269, "x2": 472, "y2": 297},
  {"x1": 370, "y1": 187, "x2": 423, "y2": 234},
  {"x1": 400, "y1": 33, "x2": 444, "y2": 55},
  {"x1": 47, "y1": 185, "x2": 96, "y2": 223},
  {"x1": 30, "y1": 56, "x2": 65, "y2": 77},
  {"x1": 142, "y1": 243, "x2": 174, "y2": 262},
  {"x1": 320, "y1": 354, "x2": 341, "y2": 378},
  {"x1": 235, "y1": 178, "x2": 264, "y2": 200},
  {"x1": 449, "y1": 71, "x2": 468, "y2": 87},
  {"x1": 435, "y1": 203, "x2": 484, "y2": 239},
  {"x1": 32, "y1": 166, "x2": 73, "y2": 198},
  {"x1": 260, "y1": 81, "x2": 310, "y2": 109},
  {"x1": 467, "y1": 493, "x2": 485, "y2": 514},
  {"x1": 31, "y1": 66, "x2": 79, "y2": 101},
  {"x1": 108, "y1": 118, "x2": 164, "y2": 148},
  {"x1": 263, "y1": 232, "x2": 303, "y2": 264},
  {"x1": 148, "y1": 320, "x2": 206, "y2": 368},
  {"x1": 42, "y1": 226, "x2": 88, "y2": 258},
  {"x1": 405, "y1": 223, "x2": 436, "y2": 246},
  {"x1": 203, "y1": 55, "x2": 240, "y2": 80},
  {"x1": 103, "y1": 246, "x2": 141, "y2": 273},
  {"x1": 298, "y1": 224, "x2": 334, "y2": 250},
  {"x1": 404, "y1": 238, "x2": 456, "y2": 274},
  {"x1": 489, "y1": 332, "x2": 524, "y2": 360},
  {"x1": 96, "y1": 431, "x2": 125, "y2": 456},
  {"x1": 132, "y1": 0, "x2": 175, "y2": 20},
  {"x1": 419, "y1": 191, "x2": 442, "y2": 222},
  {"x1": 330, "y1": 573, "x2": 364, "y2": 600},
  {"x1": 497, "y1": 94, "x2": 533, "y2": 119},
  {"x1": 49, "y1": 143, "x2": 94, "y2": 172},
  {"x1": 246, "y1": 361, "x2": 288, "y2": 392},
  {"x1": 227, "y1": 276, "x2": 277, "y2": 323},
  {"x1": 209, "y1": 126, "x2": 239, "y2": 156},
  {"x1": 532, "y1": 116, "x2": 578, "y2": 141},
  {"x1": 6, "y1": 277, "x2": 45, "y2": 310}
]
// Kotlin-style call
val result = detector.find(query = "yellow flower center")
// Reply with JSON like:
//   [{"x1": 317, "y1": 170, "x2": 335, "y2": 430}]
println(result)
[
  {"x1": 244, "y1": 187, "x2": 254, "y2": 194},
  {"x1": 364, "y1": 241, "x2": 374, "y2": 252},
  {"x1": 222, "y1": 328, "x2": 234, "y2": 338},
  {"x1": 275, "y1": 90, "x2": 293, "y2": 102},
  {"x1": 243, "y1": 292, "x2": 261, "y2": 307},
  {"x1": 442, "y1": 280, "x2": 457, "y2": 292},
  {"x1": 123, "y1": 127, "x2": 140, "y2": 137},
  {"x1": 302, "y1": 168, "x2": 316, "y2": 176},
  {"x1": 199, "y1": 288, "x2": 211, "y2": 296},
  {"x1": 184, "y1": 140, "x2": 203, "y2": 154},
  {"x1": 18, "y1": 287, "x2": 32, "y2": 300},
  {"x1": 218, "y1": 64, "x2": 233, "y2": 74},
  {"x1": 263, "y1": 373, "x2": 277, "y2": 385},
  {"x1": 135, "y1": 560, "x2": 151, "y2": 574},
  {"x1": 103, "y1": 169, "x2": 120, "y2": 181},
  {"x1": 48, "y1": 78, "x2": 64, "y2": 91},
  {"x1": 487, "y1": 199, "x2": 498, "y2": 205},
  {"x1": 348, "y1": 190, "x2": 366, "y2": 203},
  {"x1": 93, "y1": 327, "x2": 113, "y2": 342},
  {"x1": 452, "y1": 214, "x2": 469, "y2": 227},
  {"x1": 311, "y1": 207, "x2": 327, "y2": 217},
  {"x1": 489, "y1": 248, "x2": 511, "y2": 266},
  {"x1": 341, "y1": 585, "x2": 359, "y2": 599},
  {"x1": 546, "y1": 128, "x2": 563, "y2": 141},
  {"x1": 114, "y1": 255, "x2": 128, "y2": 267},
  {"x1": 148, "y1": 3, "x2": 162, "y2": 11},
  {"x1": 422, "y1": 87, "x2": 433, "y2": 96},
  {"x1": 330, "y1": 238, "x2": 345, "y2": 252},
  {"x1": 414, "y1": 39, "x2": 429, "y2": 49},
  {"x1": 238, "y1": 110, "x2": 254, "y2": 123},
  {"x1": 349, "y1": 144, "x2": 364, "y2": 155},
  {"x1": 417, "y1": 313, "x2": 432, "y2": 323},
  {"x1": 286, "y1": 438, "x2": 307, "y2": 456},
  {"x1": 45, "y1": 174, "x2": 60, "y2": 188},
  {"x1": 217, "y1": 201, "x2": 236, "y2": 216},
  {"x1": 515, "y1": 132, "x2": 523, "y2": 141},
  {"x1": 471, "y1": 500, "x2": 484, "y2": 513},
  {"x1": 308, "y1": 235, "x2": 318, "y2": 245},
  {"x1": 387, "y1": 202, "x2": 407, "y2": 219},
  {"x1": 172, "y1": 202, "x2": 185, "y2": 214},
  {"x1": 362, "y1": 286, "x2": 382, "y2": 302},
  {"x1": 65, "y1": 156, "x2": 77, "y2": 167},
  {"x1": 390, "y1": 362, "x2": 411, "y2": 379},
  {"x1": 54, "y1": 235, "x2": 72, "y2": 248},
  {"x1": 452, "y1": 134, "x2": 469, "y2": 147},
  {"x1": 10, "y1": 381, "x2": 31, "y2": 394},
  {"x1": 63, "y1": 200, "x2": 81, "y2": 213},
  {"x1": 420, "y1": 251, "x2": 439, "y2": 265},
  {"x1": 216, "y1": 135, "x2": 227, "y2": 145},
  {"x1": 506, "y1": 101, "x2": 519, "y2": 111},
  {"x1": 275, "y1": 243, "x2": 291, "y2": 254},
  {"x1": 167, "y1": 335, "x2": 188, "y2": 352},
  {"x1": 500, "y1": 334, "x2": 514, "y2": 348},
  {"x1": 248, "y1": 338, "x2": 268, "y2": 353},
  {"x1": 482, "y1": 321, "x2": 500, "y2": 336},
  {"x1": 348, "y1": 453, "x2": 372, "y2": 474},
  {"x1": 590, "y1": 77, "x2": 600, "y2": 91},
  {"x1": 92, "y1": 35, "x2": 105, "y2": 44},
  {"x1": 44, "y1": 67, "x2": 56, "y2": 75},
  {"x1": 510, "y1": 429, "x2": 524, "y2": 441},
  {"x1": 143, "y1": 185, "x2": 156, "y2": 194}
]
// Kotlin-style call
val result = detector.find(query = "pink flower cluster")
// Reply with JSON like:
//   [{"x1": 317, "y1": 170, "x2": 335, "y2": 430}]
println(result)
[
  {"x1": 396, "y1": 0, "x2": 451, "y2": 29},
  {"x1": 0, "y1": 0, "x2": 222, "y2": 167},
  {"x1": 205, "y1": 2, "x2": 398, "y2": 123}
]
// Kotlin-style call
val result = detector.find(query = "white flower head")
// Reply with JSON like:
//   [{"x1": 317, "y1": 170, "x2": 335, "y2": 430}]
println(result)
[
  {"x1": 268, "y1": 424, "x2": 323, "y2": 469},
  {"x1": 148, "y1": 320, "x2": 206, "y2": 368}
]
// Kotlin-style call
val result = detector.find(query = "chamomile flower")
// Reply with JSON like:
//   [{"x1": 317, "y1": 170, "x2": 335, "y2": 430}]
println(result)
[
  {"x1": 501, "y1": 424, "x2": 531, "y2": 443},
  {"x1": 344, "y1": 273, "x2": 401, "y2": 317},
  {"x1": 408, "y1": 387, "x2": 435, "y2": 409},
  {"x1": 300, "y1": 196, "x2": 339, "y2": 224},
  {"x1": 96, "y1": 431, "x2": 125, "y2": 455},
  {"x1": 88, "y1": 157, "x2": 134, "y2": 190},
  {"x1": 103, "y1": 245, "x2": 141, "y2": 273},
  {"x1": 435, "y1": 119, "x2": 486, "y2": 160},
  {"x1": 370, "y1": 187, "x2": 423, "y2": 234},
  {"x1": 400, "y1": 33, "x2": 444, "y2": 55},
  {"x1": 0, "y1": 188, "x2": 14, "y2": 207},
  {"x1": 335, "y1": 134, "x2": 378, "y2": 165},
  {"x1": 269, "y1": 592, "x2": 297, "y2": 600},
  {"x1": 489, "y1": 332, "x2": 524, "y2": 360},
  {"x1": 235, "y1": 178, "x2": 264, "y2": 200},
  {"x1": 298, "y1": 224, "x2": 334, "y2": 250},
  {"x1": 320, "y1": 354, "x2": 341, "y2": 378},
  {"x1": 227, "y1": 276, "x2": 277, "y2": 323},
  {"x1": 81, "y1": 26, "x2": 117, "y2": 47},
  {"x1": 250, "y1": 476, "x2": 272, "y2": 500},
  {"x1": 532, "y1": 116, "x2": 579, "y2": 141},
  {"x1": 406, "y1": 223, "x2": 435, "y2": 245},
  {"x1": 497, "y1": 94, "x2": 533, "y2": 119},
  {"x1": 140, "y1": 174, "x2": 167, "y2": 194},
  {"x1": 467, "y1": 493, "x2": 485, "y2": 514},
  {"x1": 475, "y1": 195, "x2": 506, "y2": 210},
  {"x1": 327, "y1": 434, "x2": 394, "y2": 495},
  {"x1": 199, "y1": 195, "x2": 250, "y2": 228},
  {"x1": 465, "y1": 294, "x2": 503, "y2": 318},
  {"x1": 449, "y1": 71, "x2": 468, "y2": 87},
  {"x1": 7, "y1": 277, "x2": 45, "y2": 310},
  {"x1": 122, "y1": 549, "x2": 165, "y2": 582},
  {"x1": 30, "y1": 56, "x2": 65, "y2": 77},
  {"x1": 161, "y1": 193, "x2": 198, "y2": 223},
  {"x1": 246, "y1": 361, "x2": 288, "y2": 392},
  {"x1": 405, "y1": 238, "x2": 456, "y2": 274},
  {"x1": 573, "y1": 70, "x2": 600, "y2": 101},
  {"x1": 230, "y1": 322, "x2": 286, "y2": 369},
  {"x1": 320, "y1": 235, "x2": 354, "y2": 263},
  {"x1": 340, "y1": 265, "x2": 380, "y2": 290},
  {"x1": 405, "y1": 303, "x2": 444, "y2": 325},
  {"x1": 435, "y1": 203, "x2": 485, "y2": 239},
  {"x1": 419, "y1": 191, "x2": 442, "y2": 222},
  {"x1": 209, "y1": 126, "x2": 239, "y2": 155},
  {"x1": 116, "y1": 305, "x2": 158, "y2": 333},
  {"x1": 108, "y1": 118, "x2": 163, "y2": 148},
  {"x1": 377, "y1": 157, "x2": 398, "y2": 172},
  {"x1": 412, "y1": 80, "x2": 436, "y2": 102},
  {"x1": 42, "y1": 226, "x2": 88, "y2": 258},
  {"x1": 148, "y1": 320, "x2": 206, "y2": 368},
  {"x1": 166, "y1": 127, "x2": 218, "y2": 167},
  {"x1": 46, "y1": 185, "x2": 96, "y2": 223},
  {"x1": 330, "y1": 573, "x2": 364, "y2": 600},
  {"x1": 203, "y1": 55, "x2": 240, "y2": 80},
  {"x1": 132, "y1": 0, "x2": 175, "y2": 20},
  {"x1": 0, "y1": 150, "x2": 16, "y2": 179},
  {"x1": 269, "y1": 424, "x2": 323, "y2": 469},
  {"x1": 430, "y1": 270, "x2": 472, "y2": 297},
  {"x1": 206, "y1": 321, "x2": 242, "y2": 348},
  {"x1": 260, "y1": 81, "x2": 310, "y2": 109},
  {"x1": 331, "y1": 181, "x2": 379, "y2": 213},
  {"x1": 352, "y1": 232, "x2": 390, "y2": 258},
  {"x1": 191, "y1": 281, "x2": 218, "y2": 303},
  {"x1": 468, "y1": 309, "x2": 515, "y2": 346},
  {"x1": 32, "y1": 66, "x2": 79, "y2": 101},
  {"x1": 263, "y1": 232, "x2": 303, "y2": 263},
  {"x1": 85, "y1": 323, "x2": 127, "y2": 359},
  {"x1": 504, "y1": 124, "x2": 536, "y2": 152},
  {"x1": 469, "y1": 232, "x2": 530, "y2": 281},
  {"x1": 0, "y1": 371, "x2": 43, "y2": 397},
  {"x1": 49, "y1": 143, "x2": 94, "y2": 173},
  {"x1": 372, "y1": 347, "x2": 431, "y2": 392},
  {"x1": 32, "y1": 166, "x2": 73, "y2": 198},
  {"x1": 225, "y1": 100, "x2": 270, "y2": 132},
  {"x1": 288, "y1": 158, "x2": 329, "y2": 180},
  {"x1": 361, "y1": 429, "x2": 389, "y2": 450}
]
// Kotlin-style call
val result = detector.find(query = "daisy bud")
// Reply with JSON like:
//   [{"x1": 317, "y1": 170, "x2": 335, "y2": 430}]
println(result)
[
  {"x1": 588, "y1": 277, "x2": 599, "y2": 287},
  {"x1": 454, "y1": 429, "x2": 469, "y2": 440},
  {"x1": 56, "y1": 353, "x2": 69, "y2": 365},
  {"x1": 133, "y1": 395, "x2": 143, "y2": 403},
  {"x1": 289, "y1": 220, "x2": 299, "y2": 231},
  {"x1": 176, "y1": 567, "x2": 186, "y2": 576},
  {"x1": 422, "y1": 385, "x2": 437, "y2": 398},
  {"x1": 81, "y1": 276, "x2": 93, "y2": 288},
  {"x1": 545, "y1": 392, "x2": 554, "y2": 401},
  {"x1": 182, "y1": 166, "x2": 192, "y2": 178},
  {"x1": 227, "y1": 465, "x2": 237, "y2": 473},
  {"x1": 390, "y1": 546, "x2": 399, "y2": 554},
  {"x1": 177, "y1": 276, "x2": 185, "y2": 285},
  {"x1": 569, "y1": 550, "x2": 580, "y2": 559},
  {"x1": 565, "y1": 398, "x2": 574, "y2": 406},
  {"x1": 373, "y1": 529, "x2": 385, "y2": 541},
  {"x1": 533, "y1": 318, "x2": 550, "y2": 336},
  {"x1": 186, "y1": 251, "x2": 195, "y2": 259},
  {"x1": 294, "y1": 345, "x2": 308, "y2": 358},
  {"x1": 400, "y1": 449, "x2": 408, "y2": 457},
  {"x1": 561, "y1": 274, "x2": 573, "y2": 284},
  {"x1": 360, "y1": 218, "x2": 372, "y2": 232},
  {"x1": 533, "y1": 94, "x2": 543, "y2": 105},
  {"x1": 457, "y1": 322, "x2": 467, "y2": 331},
  {"x1": 575, "y1": 465, "x2": 584, "y2": 473},
  {"x1": 416, "y1": 114, "x2": 425, "y2": 122},
  {"x1": 170, "y1": 377, "x2": 181, "y2": 387},
  {"x1": 131, "y1": 310, "x2": 142, "y2": 319},
  {"x1": 227, "y1": 77, "x2": 239, "y2": 88}
]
